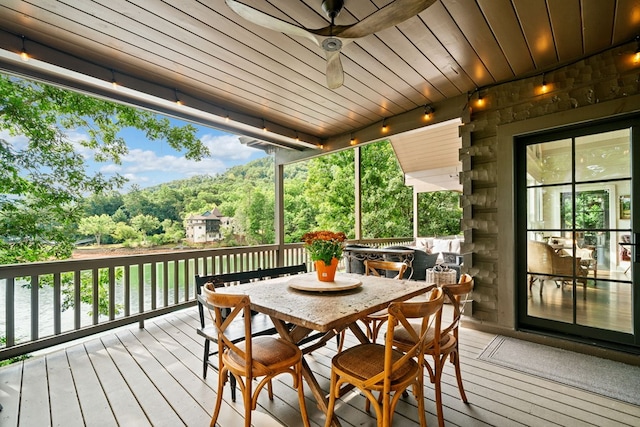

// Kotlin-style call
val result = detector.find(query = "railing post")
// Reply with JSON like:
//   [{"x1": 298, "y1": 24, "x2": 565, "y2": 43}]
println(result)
[
  {"x1": 355, "y1": 146, "x2": 362, "y2": 241},
  {"x1": 275, "y1": 160, "x2": 285, "y2": 267},
  {"x1": 6, "y1": 277, "x2": 15, "y2": 347}
]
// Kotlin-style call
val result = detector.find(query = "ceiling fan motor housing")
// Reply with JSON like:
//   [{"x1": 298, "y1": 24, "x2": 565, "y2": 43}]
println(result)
[
  {"x1": 322, "y1": 37, "x2": 342, "y2": 52},
  {"x1": 322, "y1": 0, "x2": 344, "y2": 20}
]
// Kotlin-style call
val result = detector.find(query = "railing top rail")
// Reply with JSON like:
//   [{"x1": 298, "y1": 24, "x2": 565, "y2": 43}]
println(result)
[{"x1": 0, "y1": 244, "x2": 281, "y2": 277}]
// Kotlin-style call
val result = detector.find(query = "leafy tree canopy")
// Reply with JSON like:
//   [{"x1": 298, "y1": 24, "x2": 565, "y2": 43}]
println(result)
[{"x1": 0, "y1": 75, "x2": 208, "y2": 263}]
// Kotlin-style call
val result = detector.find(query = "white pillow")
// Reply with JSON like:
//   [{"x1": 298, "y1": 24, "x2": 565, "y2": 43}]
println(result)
[
  {"x1": 450, "y1": 238, "x2": 461, "y2": 253},
  {"x1": 416, "y1": 237, "x2": 433, "y2": 251},
  {"x1": 432, "y1": 239, "x2": 451, "y2": 254}
]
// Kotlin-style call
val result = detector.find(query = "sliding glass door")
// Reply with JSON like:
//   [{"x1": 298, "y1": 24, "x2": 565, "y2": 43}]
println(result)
[{"x1": 517, "y1": 116, "x2": 639, "y2": 349}]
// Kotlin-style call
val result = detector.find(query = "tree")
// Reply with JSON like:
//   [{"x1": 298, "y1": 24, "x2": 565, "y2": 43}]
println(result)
[
  {"x1": 78, "y1": 214, "x2": 116, "y2": 245},
  {"x1": 112, "y1": 222, "x2": 139, "y2": 243},
  {"x1": 0, "y1": 75, "x2": 208, "y2": 263},
  {"x1": 361, "y1": 141, "x2": 413, "y2": 238},
  {"x1": 161, "y1": 219, "x2": 184, "y2": 244},
  {"x1": 305, "y1": 149, "x2": 355, "y2": 236},
  {"x1": 130, "y1": 214, "x2": 161, "y2": 243},
  {"x1": 417, "y1": 191, "x2": 461, "y2": 236},
  {"x1": 237, "y1": 187, "x2": 275, "y2": 244}
]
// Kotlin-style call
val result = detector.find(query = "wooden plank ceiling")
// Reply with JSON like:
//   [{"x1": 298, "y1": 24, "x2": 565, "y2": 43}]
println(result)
[{"x1": 0, "y1": 0, "x2": 638, "y2": 151}]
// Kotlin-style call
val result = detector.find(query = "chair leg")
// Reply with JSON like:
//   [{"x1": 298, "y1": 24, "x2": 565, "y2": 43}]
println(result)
[
  {"x1": 415, "y1": 378, "x2": 427, "y2": 427},
  {"x1": 230, "y1": 374, "x2": 237, "y2": 402},
  {"x1": 433, "y1": 357, "x2": 446, "y2": 427},
  {"x1": 296, "y1": 363, "x2": 311, "y2": 427},
  {"x1": 267, "y1": 379, "x2": 274, "y2": 400},
  {"x1": 210, "y1": 367, "x2": 226, "y2": 427},
  {"x1": 243, "y1": 375, "x2": 252, "y2": 427},
  {"x1": 324, "y1": 370, "x2": 338, "y2": 427},
  {"x1": 203, "y1": 339, "x2": 210, "y2": 378},
  {"x1": 451, "y1": 349, "x2": 468, "y2": 403}
]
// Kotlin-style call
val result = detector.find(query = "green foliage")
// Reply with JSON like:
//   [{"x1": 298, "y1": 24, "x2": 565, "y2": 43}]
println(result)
[
  {"x1": 302, "y1": 230, "x2": 347, "y2": 264},
  {"x1": 76, "y1": 140, "x2": 459, "y2": 246},
  {"x1": 59, "y1": 269, "x2": 124, "y2": 317},
  {"x1": 130, "y1": 214, "x2": 161, "y2": 243},
  {"x1": 78, "y1": 214, "x2": 116, "y2": 245},
  {"x1": 304, "y1": 149, "x2": 355, "y2": 236},
  {"x1": 237, "y1": 187, "x2": 275, "y2": 244},
  {"x1": 417, "y1": 191, "x2": 462, "y2": 236},
  {"x1": 0, "y1": 335, "x2": 31, "y2": 366},
  {"x1": 361, "y1": 142, "x2": 413, "y2": 238},
  {"x1": 2, "y1": 72, "x2": 461, "y2": 264},
  {"x1": 112, "y1": 222, "x2": 139, "y2": 243},
  {"x1": 161, "y1": 219, "x2": 185, "y2": 243},
  {"x1": 0, "y1": 75, "x2": 207, "y2": 264}
]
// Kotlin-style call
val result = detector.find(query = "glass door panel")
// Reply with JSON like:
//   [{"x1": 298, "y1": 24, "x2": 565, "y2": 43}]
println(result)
[{"x1": 524, "y1": 128, "x2": 633, "y2": 339}]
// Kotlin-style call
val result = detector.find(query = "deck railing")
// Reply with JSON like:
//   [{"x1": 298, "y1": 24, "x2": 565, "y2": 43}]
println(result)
[{"x1": 0, "y1": 238, "x2": 411, "y2": 359}]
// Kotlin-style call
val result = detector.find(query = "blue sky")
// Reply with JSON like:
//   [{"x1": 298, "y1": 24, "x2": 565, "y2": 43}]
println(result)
[
  {"x1": 95, "y1": 117, "x2": 267, "y2": 190},
  {"x1": 2, "y1": 115, "x2": 267, "y2": 192}
]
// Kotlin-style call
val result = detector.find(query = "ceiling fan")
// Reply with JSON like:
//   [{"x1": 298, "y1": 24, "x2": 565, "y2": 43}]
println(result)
[{"x1": 225, "y1": 0, "x2": 436, "y2": 89}]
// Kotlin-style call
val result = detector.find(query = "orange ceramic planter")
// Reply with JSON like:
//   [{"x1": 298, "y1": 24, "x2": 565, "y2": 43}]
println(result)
[{"x1": 315, "y1": 257, "x2": 338, "y2": 282}]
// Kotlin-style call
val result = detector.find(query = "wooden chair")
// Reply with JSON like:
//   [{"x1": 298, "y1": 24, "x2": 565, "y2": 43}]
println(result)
[
  {"x1": 325, "y1": 285, "x2": 444, "y2": 427},
  {"x1": 203, "y1": 284, "x2": 310, "y2": 427},
  {"x1": 337, "y1": 260, "x2": 408, "y2": 353},
  {"x1": 195, "y1": 264, "x2": 306, "y2": 400},
  {"x1": 393, "y1": 274, "x2": 474, "y2": 427},
  {"x1": 361, "y1": 260, "x2": 408, "y2": 342}
]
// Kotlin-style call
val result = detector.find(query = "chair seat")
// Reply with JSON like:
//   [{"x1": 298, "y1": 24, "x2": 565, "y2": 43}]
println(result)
[
  {"x1": 225, "y1": 336, "x2": 301, "y2": 376},
  {"x1": 392, "y1": 325, "x2": 452, "y2": 350},
  {"x1": 332, "y1": 343, "x2": 418, "y2": 386}
]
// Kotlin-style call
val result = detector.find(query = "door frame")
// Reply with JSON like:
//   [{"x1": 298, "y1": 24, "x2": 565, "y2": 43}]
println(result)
[
  {"x1": 494, "y1": 96, "x2": 640, "y2": 352},
  {"x1": 514, "y1": 116, "x2": 640, "y2": 349}
]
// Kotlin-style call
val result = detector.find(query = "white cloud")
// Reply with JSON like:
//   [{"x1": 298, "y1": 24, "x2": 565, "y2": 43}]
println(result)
[
  {"x1": 0, "y1": 129, "x2": 29, "y2": 148},
  {"x1": 3, "y1": 127, "x2": 266, "y2": 189},
  {"x1": 200, "y1": 133, "x2": 259, "y2": 161},
  {"x1": 120, "y1": 149, "x2": 228, "y2": 175}
]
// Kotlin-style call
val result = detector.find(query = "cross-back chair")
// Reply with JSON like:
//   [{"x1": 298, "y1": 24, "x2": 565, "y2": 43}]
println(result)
[
  {"x1": 361, "y1": 260, "x2": 408, "y2": 343},
  {"x1": 203, "y1": 284, "x2": 310, "y2": 427},
  {"x1": 337, "y1": 259, "x2": 408, "y2": 353},
  {"x1": 195, "y1": 264, "x2": 306, "y2": 401},
  {"x1": 393, "y1": 273, "x2": 474, "y2": 427},
  {"x1": 324, "y1": 285, "x2": 444, "y2": 427}
]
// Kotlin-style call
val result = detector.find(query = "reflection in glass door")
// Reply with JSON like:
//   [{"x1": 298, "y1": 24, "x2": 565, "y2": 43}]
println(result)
[{"x1": 520, "y1": 124, "x2": 636, "y2": 347}]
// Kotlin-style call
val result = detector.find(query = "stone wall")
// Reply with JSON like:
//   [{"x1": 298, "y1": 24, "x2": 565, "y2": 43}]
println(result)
[{"x1": 460, "y1": 42, "x2": 640, "y2": 324}]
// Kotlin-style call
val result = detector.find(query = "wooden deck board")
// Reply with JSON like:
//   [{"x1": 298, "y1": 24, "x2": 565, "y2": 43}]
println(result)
[
  {"x1": 47, "y1": 350, "x2": 85, "y2": 427},
  {"x1": 98, "y1": 333, "x2": 186, "y2": 427},
  {"x1": 1, "y1": 306, "x2": 639, "y2": 427},
  {"x1": 66, "y1": 343, "x2": 118, "y2": 426},
  {"x1": 19, "y1": 357, "x2": 51, "y2": 426}
]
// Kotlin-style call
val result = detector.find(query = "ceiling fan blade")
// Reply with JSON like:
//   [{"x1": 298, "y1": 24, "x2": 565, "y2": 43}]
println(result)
[
  {"x1": 225, "y1": 0, "x2": 319, "y2": 46},
  {"x1": 337, "y1": 0, "x2": 437, "y2": 39},
  {"x1": 325, "y1": 50, "x2": 344, "y2": 89}
]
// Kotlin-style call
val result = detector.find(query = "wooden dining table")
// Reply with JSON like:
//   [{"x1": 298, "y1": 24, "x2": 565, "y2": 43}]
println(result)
[{"x1": 221, "y1": 272, "x2": 431, "y2": 427}]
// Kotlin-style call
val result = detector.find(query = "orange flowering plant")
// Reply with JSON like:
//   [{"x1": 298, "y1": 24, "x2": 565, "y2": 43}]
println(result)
[{"x1": 301, "y1": 230, "x2": 347, "y2": 265}]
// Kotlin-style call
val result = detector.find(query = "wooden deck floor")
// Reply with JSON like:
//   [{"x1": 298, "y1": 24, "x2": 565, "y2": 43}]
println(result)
[{"x1": 2, "y1": 306, "x2": 639, "y2": 426}]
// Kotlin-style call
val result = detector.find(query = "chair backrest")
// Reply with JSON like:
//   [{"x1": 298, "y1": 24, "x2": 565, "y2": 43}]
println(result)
[
  {"x1": 257, "y1": 263, "x2": 307, "y2": 279},
  {"x1": 201, "y1": 283, "x2": 260, "y2": 375},
  {"x1": 441, "y1": 274, "x2": 474, "y2": 339},
  {"x1": 527, "y1": 240, "x2": 580, "y2": 278},
  {"x1": 369, "y1": 286, "x2": 444, "y2": 389},
  {"x1": 194, "y1": 264, "x2": 307, "y2": 327},
  {"x1": 364, "y1": 259, "x2": 407, "y2": 279}
]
